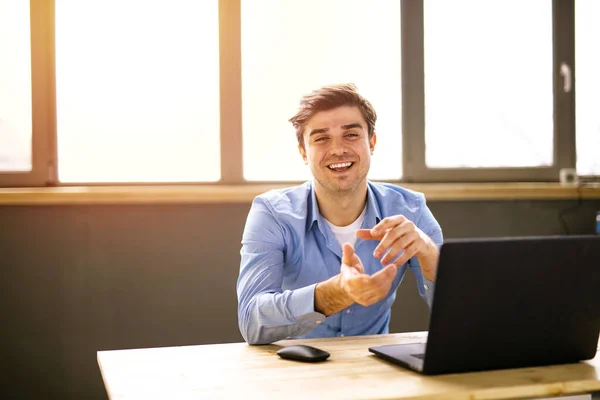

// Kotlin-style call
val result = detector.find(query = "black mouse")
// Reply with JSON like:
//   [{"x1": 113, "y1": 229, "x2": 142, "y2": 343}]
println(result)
[{"x1": 276, "y1": 345, "x2": 330, "y2": 362}]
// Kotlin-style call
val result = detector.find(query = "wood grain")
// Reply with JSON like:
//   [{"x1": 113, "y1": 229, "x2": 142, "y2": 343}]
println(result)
[
  {"x1": 97, "y1": 332, "x2": 600, "y2": 400},
  {"x1": 1, "y1": 182, "x2": 599, "y2": 205}
]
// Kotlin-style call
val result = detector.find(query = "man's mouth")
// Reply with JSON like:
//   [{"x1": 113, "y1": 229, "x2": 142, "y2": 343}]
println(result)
[{"x1": 327, "y1": 161, "x2": 354, "y2": 172}]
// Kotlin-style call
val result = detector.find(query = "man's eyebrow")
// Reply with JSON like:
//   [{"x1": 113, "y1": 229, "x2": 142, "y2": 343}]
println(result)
[
  {"x1": 308, "y1": 127, "x2": 329, "y2": 136},
  {"x1": 342, "y1": 123, "x2": 363, "y2": 130},
  {"x1": 308, "y1": 123, "x2": 363, "y2": 137}
]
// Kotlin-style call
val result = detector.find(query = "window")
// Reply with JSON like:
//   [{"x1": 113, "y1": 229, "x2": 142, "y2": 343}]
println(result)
[
  {"x1": 55, "y1": 0, "x2": 221, "y2": 183},
  {"x1": 575, "y1": 0, "x2": 600, "y2": 176},
  {"x1": 241, "y1": 0, "x2": 402, "y2": 181},
  {"x1": 0, "y1": 0, "x2": 32, "y2": 172},
  {"x1": 423, "y1": 0, "x2": 553, "y2": 169},
  {"x1": 0, "y1": 0, "x2": 593, "y2": 188}
]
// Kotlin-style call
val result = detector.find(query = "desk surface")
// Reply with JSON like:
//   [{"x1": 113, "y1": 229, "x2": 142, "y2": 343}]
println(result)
[{"x1": 97, "y1": 332, "x2": 600, "y2": 400}]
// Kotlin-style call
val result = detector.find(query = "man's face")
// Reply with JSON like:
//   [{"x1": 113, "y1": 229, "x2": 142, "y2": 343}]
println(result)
[{"x1": 299, "y1": 105, "x2": 376, "y2": 195}]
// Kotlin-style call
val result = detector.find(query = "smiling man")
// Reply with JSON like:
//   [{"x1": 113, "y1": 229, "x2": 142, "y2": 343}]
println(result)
[{"x1": 237, "y1": 83, "x2": 443, "y2": 345}]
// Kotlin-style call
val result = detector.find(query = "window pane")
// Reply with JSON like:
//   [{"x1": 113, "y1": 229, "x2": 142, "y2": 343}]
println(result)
[
  {"x1": 55, "y1": 0, "x2": 220, "y2": 183},
  {"x1": 242, "y1": 0, "x2": 401, "y2": 181},
  {"x1": 575, "y1": 0, "x2": 600, "y2": 176},
  {"x1": 0, "y1": 0, "x2": 32, "y2": 172},
  {"x1": 424, "y1": 0, "x2": 553, "y2": 168}
]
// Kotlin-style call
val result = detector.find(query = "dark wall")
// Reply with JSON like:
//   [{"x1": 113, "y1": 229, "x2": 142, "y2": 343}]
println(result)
[{"x1": 2, "y1": 198, "x2": 599, "y2": 399}]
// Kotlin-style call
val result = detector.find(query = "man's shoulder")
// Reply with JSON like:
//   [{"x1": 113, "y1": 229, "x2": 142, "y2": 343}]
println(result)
[
  {"x1": 369, "y1": 181, "x2": 426, "y2": 206},
  {"x1": 254, "y1": 181, "x2": 311, "y2": 214}
]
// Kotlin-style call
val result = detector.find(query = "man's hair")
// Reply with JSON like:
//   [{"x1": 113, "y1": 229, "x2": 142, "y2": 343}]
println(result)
[{"x1": 289, "y1": 83, "x2": 377, "y2": 150}]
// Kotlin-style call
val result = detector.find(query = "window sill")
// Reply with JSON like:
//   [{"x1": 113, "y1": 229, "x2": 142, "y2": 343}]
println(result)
[{"x1": 0, "y1": 182, "x2": 599, "y2": 205}]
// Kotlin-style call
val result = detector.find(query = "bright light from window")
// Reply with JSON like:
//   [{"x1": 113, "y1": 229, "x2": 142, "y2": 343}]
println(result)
[
  {"x1": 0, "y1": 0, "x2": 32, "y2": 172},
  {"x1": 575, "y1": 0, "x2": 600, "y2": 176},
  {"x1": 55, "y1": 0, "x2": 220, "y2": 183},
  {"x1": 241, "y1": 0, "x2": 402, "y2": 181},
  {"x1": 424, "y1": 0, "x2": 553, "y2": 168}
]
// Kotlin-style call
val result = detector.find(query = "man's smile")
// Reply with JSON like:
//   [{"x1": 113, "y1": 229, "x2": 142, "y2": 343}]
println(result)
[{"x1": 327, "y1": 161, "x2": 355, "y2": 172}]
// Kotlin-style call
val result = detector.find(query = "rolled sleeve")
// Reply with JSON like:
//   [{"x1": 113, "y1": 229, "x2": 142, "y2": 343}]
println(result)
[
  {"x1": 237, "y1": 197, "x2": 325, "y2": 345},
  {"x1": 422, "y1": 276, "x2": 436, "y2": 309},
  {"x1": 288, "y1": 283, "x2": 326, "y2": 325},
  {"x1": 412, "y1": 195, "x2": 443, "y2": 309}
]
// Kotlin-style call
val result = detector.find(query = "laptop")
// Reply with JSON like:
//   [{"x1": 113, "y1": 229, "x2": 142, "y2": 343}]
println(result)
[{"x1": 369, "y1": 235, "x2": 600, "y2": 375}]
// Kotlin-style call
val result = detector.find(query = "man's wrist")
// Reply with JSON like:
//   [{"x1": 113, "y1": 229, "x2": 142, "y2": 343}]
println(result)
[
  {"x1": 314, "y1": 275, "x2": 354, "y2": 316},
  {"x1": 418, "y1": 238, "x2": 440, "y2": 281}
]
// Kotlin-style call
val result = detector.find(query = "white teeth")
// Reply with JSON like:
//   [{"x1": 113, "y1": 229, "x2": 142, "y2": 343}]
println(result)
[{"x1": 329, "y1": 162, "x2": 353, "y2": 169}]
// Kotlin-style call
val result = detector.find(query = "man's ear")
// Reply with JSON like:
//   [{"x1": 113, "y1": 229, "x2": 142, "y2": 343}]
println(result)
[
  {"x1": 369, "y1": 132, "x2": 377, "y2": 154},
  {"x1": 298, "y1": 144, "x2": 308, "y2": 164}
]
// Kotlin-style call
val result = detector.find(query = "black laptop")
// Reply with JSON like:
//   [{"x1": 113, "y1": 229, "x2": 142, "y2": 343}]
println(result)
[{"x1": 369, "y1": 235, "x2": 600, "y2": 375}]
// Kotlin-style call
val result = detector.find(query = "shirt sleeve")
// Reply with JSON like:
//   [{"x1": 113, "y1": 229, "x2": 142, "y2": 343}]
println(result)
[
  {"x1": 237, "y1": 197, "x2": 326, "y2": 345},
  {"x1": 409, "y1": 196, "x2": 443, "y2": 309}
]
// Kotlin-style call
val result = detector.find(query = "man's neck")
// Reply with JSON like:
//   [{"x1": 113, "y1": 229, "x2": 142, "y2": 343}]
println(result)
[{"x1": 315, "y1": 182, "x2": 368, "y2": 227}]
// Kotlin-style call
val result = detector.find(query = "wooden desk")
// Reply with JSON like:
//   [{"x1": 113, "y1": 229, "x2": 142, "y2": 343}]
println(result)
[{"x1": 97, "y1": 332, "x2": 600, "y2": 399}]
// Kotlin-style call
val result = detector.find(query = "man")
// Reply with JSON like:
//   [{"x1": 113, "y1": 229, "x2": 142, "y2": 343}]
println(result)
[{"x1": 237, "y1": 83, "x2": 443, "y2": 345}]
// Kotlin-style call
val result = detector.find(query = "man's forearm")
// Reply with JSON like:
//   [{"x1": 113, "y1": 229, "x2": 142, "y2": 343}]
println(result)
[
  {"x1": 314, "y1": 275, "x2": 354, "y2": 316},
  {"x1": 417, "y1": 238, "x2": 440, "y2": 282},
  {"x1": 239, "y1": 286, "x2": 326, "y2": 345}
]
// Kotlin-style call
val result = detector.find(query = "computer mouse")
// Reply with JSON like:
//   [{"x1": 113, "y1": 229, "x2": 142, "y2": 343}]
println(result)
[{"x1": 276, "y1": 344, "x2": 330, "y2": 362}]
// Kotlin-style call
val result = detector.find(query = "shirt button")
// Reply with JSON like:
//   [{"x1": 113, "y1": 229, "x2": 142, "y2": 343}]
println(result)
[
  {"x1": 340, "y1": 333, "x2": 345, "y2": 337},
  {"x1": 346, "y1": 309, "x2": 351, "y2": 314},
  {"x1": 424, "y1": 284, "x2": 429, "y2": 290}
]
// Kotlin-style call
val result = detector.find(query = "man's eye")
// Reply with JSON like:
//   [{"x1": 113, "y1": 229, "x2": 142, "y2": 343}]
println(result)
[
  {"x1": 346, "y1": 132, "x2": 359, "y2": 138},
  {"x1": 314, "y1": 137, "x2": 327, "y2": 142}
]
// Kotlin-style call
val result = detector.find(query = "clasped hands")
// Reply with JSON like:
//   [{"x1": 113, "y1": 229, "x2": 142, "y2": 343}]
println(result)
[{"x1": 339, "y1": 215, "x2": 434, "y2": 307}]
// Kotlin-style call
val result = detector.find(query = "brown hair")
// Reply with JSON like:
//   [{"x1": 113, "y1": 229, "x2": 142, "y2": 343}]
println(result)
[{"x1": 289, "y1": 83, "x2": 377, "y2": 149}]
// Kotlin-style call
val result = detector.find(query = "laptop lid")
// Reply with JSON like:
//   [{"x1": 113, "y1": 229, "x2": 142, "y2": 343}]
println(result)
[{"x1": 374, "y1": 235, "x2": 600, "y2": 375}]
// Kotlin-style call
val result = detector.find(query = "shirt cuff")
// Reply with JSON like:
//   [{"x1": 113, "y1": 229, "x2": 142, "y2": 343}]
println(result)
[
  {"x1": 288, "y1": 283, "x2": 327, "y2": 324},
  {"x1": 423, "y1": 276, "x2": 435, "y2": 308}
]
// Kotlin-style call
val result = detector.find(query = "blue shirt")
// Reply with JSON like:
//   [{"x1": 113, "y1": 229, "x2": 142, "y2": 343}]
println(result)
[{"x1": 237, "y1": 181, "x2": 443, "y2": 345}]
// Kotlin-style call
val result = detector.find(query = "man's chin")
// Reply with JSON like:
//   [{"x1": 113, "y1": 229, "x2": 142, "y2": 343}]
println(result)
[{"x1": 322, "y1": 179, "x2": 362, "y2": 194}]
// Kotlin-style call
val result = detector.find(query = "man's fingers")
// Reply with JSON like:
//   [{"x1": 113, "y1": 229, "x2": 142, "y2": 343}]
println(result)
[
  {"x1": 372, "y1": 264, "x2": 397, "y2": 285},
  {"x1": 345, "y1": 265, "x2": 397, "y2": 306},
  {"x1": 341, "y1": 243, "x2": 355, "y2": 265},
  {"x1": 355, "y1": 229, "x2": 378, "y2": 240},
  {"x1": 356, "y1": 228, "x2": 387, "y2": 241},
  {"x1": 351, "y1": 268, "x2": 395, "y2": 306},
  {"x1": 371, "y1": 215, "x2": 406, "y2": 236},
  {"x1": 373, "y1": 228, "x2": 401, "y2": 258},
  {"x1": 381, "y1": 233, "x2": 416, "y2": 264},
  {"x1": 373, "y1": 222, "x2": 415, "y2": 258},
  {"x1": 392, "y1": 243, "x2": 419, "y2": 267},
  {"x1": 342, "y1": 242, "x2": 366, "y2": 273}
]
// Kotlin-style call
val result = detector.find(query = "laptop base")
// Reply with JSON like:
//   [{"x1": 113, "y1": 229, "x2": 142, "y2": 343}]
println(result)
[{"x1": 369, "y1": 343, "x2": 426, "y2": 373}]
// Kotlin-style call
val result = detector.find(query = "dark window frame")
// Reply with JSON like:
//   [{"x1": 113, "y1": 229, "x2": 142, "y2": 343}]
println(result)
[{"x1": 402, "y1": 0, "x2": 576, "y2": 183}]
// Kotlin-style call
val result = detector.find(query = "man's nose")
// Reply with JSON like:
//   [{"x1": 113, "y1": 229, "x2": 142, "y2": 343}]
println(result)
[{"x1": 329, "y1": 138, "x2": 349, "y2": 156}]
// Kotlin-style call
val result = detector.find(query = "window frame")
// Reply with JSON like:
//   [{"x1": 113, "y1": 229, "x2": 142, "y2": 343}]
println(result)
[
  {"x1": 0, "y1": 0, "x2": 580, "y2": 187},
  {"x1": 401, "y1": 0, "x2": 576, "y2": 183},
  {"x1": 1, "y1": 0, "x2": 57, "y2": 187}
]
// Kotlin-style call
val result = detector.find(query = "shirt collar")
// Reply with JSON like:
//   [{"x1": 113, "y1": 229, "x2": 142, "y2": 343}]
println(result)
[
  {"x1": 305, "y1": 180, "x2": 383, "y2": 233},
  {"x1": 365, "y1": 181, "x2": 383, "y2": 228},
  {"x1": 306, "y1": 181, "x2": 321, "y2": 233}
]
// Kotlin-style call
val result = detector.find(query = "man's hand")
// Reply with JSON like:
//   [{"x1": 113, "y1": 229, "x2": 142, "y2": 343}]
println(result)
[
  {"x1": 339, "y1": 243, "x2": 397, "y2": 307},
  {"x1": 355, "y1": 215, "x2": 439, "y2": 281}
]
